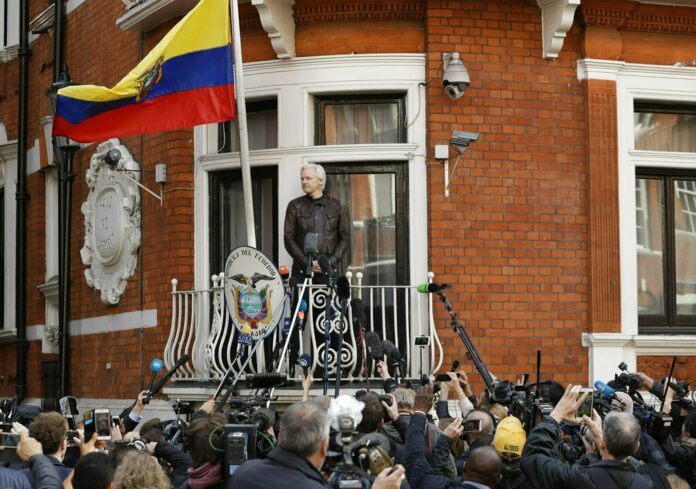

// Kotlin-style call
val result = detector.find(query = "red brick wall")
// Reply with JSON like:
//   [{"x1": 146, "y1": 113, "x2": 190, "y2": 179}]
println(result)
[
  {"x1": 426, "y1": 0, "x2": 589, "y2": 391},
  {"x1": 637, "y1": 356, "x2": 696, "y2": 386}
]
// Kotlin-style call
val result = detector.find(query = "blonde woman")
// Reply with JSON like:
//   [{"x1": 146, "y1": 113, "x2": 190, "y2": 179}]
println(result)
[{"x1": 113, "y1": 450, "x2": 170, "y2": 489}]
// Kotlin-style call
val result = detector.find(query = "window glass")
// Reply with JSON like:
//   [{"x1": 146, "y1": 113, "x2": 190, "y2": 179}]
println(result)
[
  {"x1": 674, "y1": 179, "x2": 696, "y2": 315},
  {"x1": 218, "y1": 99, "x2": 277, "y2": 153},
  {"x1": 636, "y1": 178, "x2": 664, "y2": 316},
  {"x1": 316, "y1": 95, "x2": 405, "y2": 145},
  {"x1": 634, "y1": 109, "x2": 696, "y2": 152}
]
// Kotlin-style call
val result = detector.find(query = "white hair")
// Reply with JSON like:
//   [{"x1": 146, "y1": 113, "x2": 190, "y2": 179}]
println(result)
[{"x1": 301, "y1": 163, "x2": 326, "y2": 191}]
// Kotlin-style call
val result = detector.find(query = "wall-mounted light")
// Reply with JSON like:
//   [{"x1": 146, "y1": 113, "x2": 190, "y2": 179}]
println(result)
[{"x1": 442, "y1": 52, "x2": 470, "y2": 100}]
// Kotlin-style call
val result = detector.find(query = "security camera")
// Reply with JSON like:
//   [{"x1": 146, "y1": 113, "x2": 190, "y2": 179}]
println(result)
[
  {"x1": 442, "y1": 52, "x2": 470, "y2": 100},
  {"x1": 103, "y1": 148, "x2": 121, "y2": 168},
  {"x1": 450, "y1": 130, "x2": 479, "y2": 148}
]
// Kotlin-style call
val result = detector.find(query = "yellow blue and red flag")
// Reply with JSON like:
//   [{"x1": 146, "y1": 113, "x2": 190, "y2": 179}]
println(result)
[{"x1": 52, "y1": 0, "x2": 236, "y2": 143}]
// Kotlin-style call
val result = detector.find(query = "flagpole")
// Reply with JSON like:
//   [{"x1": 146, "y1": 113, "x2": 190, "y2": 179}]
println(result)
[{"x1": 229, "y1": 0, "x2": 256, "y2": 248}]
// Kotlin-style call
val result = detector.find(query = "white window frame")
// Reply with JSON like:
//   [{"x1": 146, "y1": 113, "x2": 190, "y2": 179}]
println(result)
[
  {"x1": 193, "y1": 53, "x2": 428, "y2": 323},
  {"x1": 578, "y1": 59, "x2": 696, "y2": 382},
  {"x1": 0, "y1": 137, "x2": 15, "y2": 339}
]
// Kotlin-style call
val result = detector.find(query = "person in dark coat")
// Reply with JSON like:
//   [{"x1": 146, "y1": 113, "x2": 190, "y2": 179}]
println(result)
[
  {"x1": 229, "y1": 401, "x2": 406, "y2": 489},
  {"x1": 1, "y1": 431, "x2": 64, "y2": 489},
  {"x1": 520, "y1": 384, "x2": 653, "y2": 489}
]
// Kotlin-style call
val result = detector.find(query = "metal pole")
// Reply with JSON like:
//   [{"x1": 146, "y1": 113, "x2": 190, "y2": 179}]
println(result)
[
  {"x1": 229, "y1": 0, "x2": 256, "y2": 248},
  {"x1": 15, "y1": 0, "x2": 30, "y2": 403}
]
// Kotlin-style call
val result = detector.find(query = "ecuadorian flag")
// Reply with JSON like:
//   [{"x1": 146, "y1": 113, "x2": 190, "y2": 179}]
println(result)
[{"x1": 52, "y1": 0, "x2": 236, "y2": 143}]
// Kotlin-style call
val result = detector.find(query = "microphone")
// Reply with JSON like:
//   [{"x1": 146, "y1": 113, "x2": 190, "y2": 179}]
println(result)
[
  {"x1": 148, "y1": 355, "x2": 190, "y2": 397},
  {"x1": 337, "y1": 276, "x2": 350, "y2": 300},
  {"x1": 416, "y1": 283, "x2": 450, "y2": 293},
  {"x1": 382, "y1": 340, "x2": 402, "y2": 361},
  {"x1": 351, "y1": 298, "x2": 366, "y2": 327},
  {"x1": 451, "y1": 360, "x2": 460, "y2": 372},
  {"x1": 365, "y1": 331, "x2": 383, "y2": 360},
  {"x1": 317, "y1": 255, "x2": 336, "y2": 281},
  {"x1": 143, "y1": 358, "x2": 164, "y2": 404},
  {"x1": 304, "y1": 233, "x2": 318, "y2": 277},
  {"x1": 297, "y1": 300, "x2": 308, "y2": 331},
  {"x1": 594, "y1": 380, "x2": 619, "y2": 400},
  {"x1": 299, "y1": 353, "x2": 312, "y2": 378}
]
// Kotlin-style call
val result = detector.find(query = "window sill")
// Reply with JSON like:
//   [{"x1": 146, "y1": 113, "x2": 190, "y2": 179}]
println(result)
[
  {"x1": 116, "y1": 0, "x2": 198, "y2": 33},
  {"x1": 583, "y1": 332, "x2": 696, "y2": 355},
  {"x1": 0, "y1": 44, "x2": 19, "y2": 63},
  {"x1": 0, "y1": 329, "x2": 17, "y2": 343}
]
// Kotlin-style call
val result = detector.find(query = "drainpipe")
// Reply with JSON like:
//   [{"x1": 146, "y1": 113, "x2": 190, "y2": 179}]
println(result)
[
  {"x1": 15, "y1": 0, "x2": 30, "y2": 403},
  {"x1": 52, "y1": 0, "x2": 73, "y2": 398}
]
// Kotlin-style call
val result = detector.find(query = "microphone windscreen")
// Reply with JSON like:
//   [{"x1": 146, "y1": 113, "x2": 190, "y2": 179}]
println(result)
[
  {"x1": 351, "y1": 298, "x2": 366, "y2": 325},
  {"x1": 382, "y1": 340, "x2": 401, "y2": 359},
  {"x1": 337, "y1": 276, "x2": 350, "y2": 300},
  {"x1": 299, "y1": 299, "x2": 308, "y2": 312},
  {"x1": 365, "y1": 331, "x2": 383, "y2": 359},
  {"x1": 317, "y1": 255, "x2": 335, "y2": 277},
  {"x1": 299, "y1": 353, "x2": 312, "y2": 368},
  {"x1": 304, "y1": 233, "x2": 318, "y2": 255},
  {"x1": 150, "y1": 358, "x2": 164, "y2": 372}
]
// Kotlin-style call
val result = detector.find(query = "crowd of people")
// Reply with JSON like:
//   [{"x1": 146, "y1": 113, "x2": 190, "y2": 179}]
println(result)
[{"x1": 0, "y1": 363, "x2": 694, "y2": 489}]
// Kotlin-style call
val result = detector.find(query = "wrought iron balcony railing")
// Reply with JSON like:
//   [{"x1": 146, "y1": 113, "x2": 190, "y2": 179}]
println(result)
[{"x1": 163, "y1": 272, "x2": 444, "y2": 384}]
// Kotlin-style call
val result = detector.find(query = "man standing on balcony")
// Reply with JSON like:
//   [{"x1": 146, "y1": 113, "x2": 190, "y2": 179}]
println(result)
[
  {"x1": 284, "y1": 162, "x2": 350, "y2": 280},
  {"x1": 283, "y1": 163, "x2": 351, "y2": 379}
]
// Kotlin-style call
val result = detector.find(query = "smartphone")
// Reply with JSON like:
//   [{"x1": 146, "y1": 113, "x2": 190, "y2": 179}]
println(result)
[
  {"x1": 112, "y1": 415, "x2": 121, "y2": 428},
  {"x1": 435, "y1": 374, "x2": 452, "y2": 382},
  {"x1": 461, "y1": 419, "x2": 482, "y2": 433},
  {"x1": 83, "y1": 409, "x2": 95, "y2": 441},
  {"x1": 59, "y1": 396, "x2": 78, "y2": 416},
  {"x1": 0, "y1": 432, "x2": 19, "y2": 448},
  {"x1": 94, "y1": 409, "x2": 111, "y2": 441},
  {"x1": 66, "y1": 429, "x2": 80, "y2": 447},
  {"x1": 576, "y1": 388, "x2": 594, "y2": 418}
]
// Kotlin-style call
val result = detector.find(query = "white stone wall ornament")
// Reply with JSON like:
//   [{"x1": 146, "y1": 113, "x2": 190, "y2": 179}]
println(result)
[{"x1": 80, "y1": 139, "x2": 141, "y2": 305}]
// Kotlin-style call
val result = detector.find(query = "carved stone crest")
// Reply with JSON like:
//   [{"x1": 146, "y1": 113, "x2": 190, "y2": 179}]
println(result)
[{"x1": 80, "y1": 139, "x2": 141, "y2": 305}]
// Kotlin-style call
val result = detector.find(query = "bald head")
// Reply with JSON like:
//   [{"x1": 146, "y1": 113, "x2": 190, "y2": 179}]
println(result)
[
  {"x1": 462, "y1": 446, "x2": 502, "y2": 487},
  {"x1": 612, "y1": 391, "x2": 633, "y2": 414}
]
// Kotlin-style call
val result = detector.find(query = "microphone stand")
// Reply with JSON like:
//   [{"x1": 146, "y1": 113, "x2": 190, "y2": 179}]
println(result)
[
  {"x1": 335, "y1": 295, "x2": 349, "y2": 397},
  {"x1": 435, "y1": 290, "x2": 496, "y2": 394},
  {"x1": 322, "y1": 275, "x2": 336, "y2": 395}
]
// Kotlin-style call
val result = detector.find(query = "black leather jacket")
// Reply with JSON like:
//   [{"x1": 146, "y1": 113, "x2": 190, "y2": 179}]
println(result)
[{"x1": 284, "y1": 194, "x2": 350, "y2": 275}]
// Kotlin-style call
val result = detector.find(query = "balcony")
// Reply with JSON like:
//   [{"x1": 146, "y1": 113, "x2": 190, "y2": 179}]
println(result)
[{"x1": 162, "y1": 272, "x2": 444, "y2": 397}]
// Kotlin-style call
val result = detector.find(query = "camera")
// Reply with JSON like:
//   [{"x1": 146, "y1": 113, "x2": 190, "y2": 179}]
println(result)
[
  {"x1": 103, "y1": 148, "x2": 121, "y2": 168},
  {"x1": 223, "y1": 424, "x2": 257, "y2": 477},
  {"x1": 442, "y1": 52, "x2": 470, "y2": 100},
  {"x1": 450, "y1": 130, "x2": 480, "y2": 148},
  {"x1": 0, "y1": 432, "x2": 19, "y2": 449}
]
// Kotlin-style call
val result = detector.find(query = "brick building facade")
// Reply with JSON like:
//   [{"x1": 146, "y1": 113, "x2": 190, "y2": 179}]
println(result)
[{"x1": 0, "y1": 0, "x2": 694, "y2": 408}]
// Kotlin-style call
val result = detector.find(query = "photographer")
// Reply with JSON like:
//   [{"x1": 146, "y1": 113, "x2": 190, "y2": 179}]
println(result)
[
  {"x1": 403, "y1": 385, "x2": 502, "y2": 489},
  {"x1": 230, "y1": 401, "x2": 406, "y2": 489},
  {"x1": 661, "y1": 409, "x2": 696, "y2": 485},
  {"x1": 175, "y1": 412, "x2": 225, "y2": 489},
  {"x1": 520, "y1": 384, "x2": 653, "y2": 489}
]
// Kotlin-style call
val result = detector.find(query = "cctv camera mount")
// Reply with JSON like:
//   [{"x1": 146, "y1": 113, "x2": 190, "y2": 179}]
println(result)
[
  {"x1": 442, "y1": 52, "x2": 470, "y2": 100},
  {"x1": 444, "y1": 130, "x2": 480, "y2": 198}
]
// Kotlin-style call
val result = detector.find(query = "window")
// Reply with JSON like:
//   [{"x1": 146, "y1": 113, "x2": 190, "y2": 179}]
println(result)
[
  {"x1": 315, "y1": 94, "x2": 406, "y2": 145},
  {"x1": 636, "y1": 170, "x2": 696, "y2": 332},
  {"x1": 209, "y1": 167, "x2": 278, "y2": 276},
  {"x1": 324, "y1": 162, "x2": 409, "y2": 286},
  {"x1": 217, "y1": 99, "x2": 277, "y2": 153},
  {"x1": 634, "y1": 102, "x2": 696, "y2": 152}
]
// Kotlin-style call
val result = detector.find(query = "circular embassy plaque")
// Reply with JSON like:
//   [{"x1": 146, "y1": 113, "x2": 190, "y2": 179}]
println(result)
[{"x1": 224, "y1": 246, "x2": 285, "y2": 341}]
